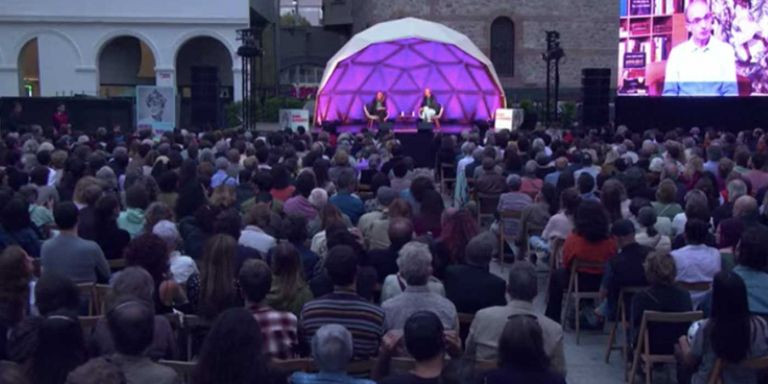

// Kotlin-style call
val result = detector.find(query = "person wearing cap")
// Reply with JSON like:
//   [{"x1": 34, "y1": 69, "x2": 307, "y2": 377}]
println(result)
[
  {"x1": 596, "y1": 219, "x2": 651, "y2": 321},
  {"x1": 357, "y1": 186, "x2": 398, "y2": 251},
  {"x1": 374, "y1": 311, "x2": 462, "y2": 382}
]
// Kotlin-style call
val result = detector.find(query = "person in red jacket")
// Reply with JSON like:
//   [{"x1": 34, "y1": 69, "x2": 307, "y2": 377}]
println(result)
[
  {"x1": 545, "y1": 200, "x2": 618, "y2": 323},
  {"x1": 52, "y1": 103, "x2": 70, "y2": 137}
]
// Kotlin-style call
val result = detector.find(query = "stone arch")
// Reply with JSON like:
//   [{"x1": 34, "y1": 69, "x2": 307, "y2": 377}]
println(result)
[
  {"x1": 15, "y1": 29, "x2": 83, "y2": 66},
  {"x1": 173, "y1": 30, "x2": 237, "y2": 65},
  {"x1": 94, "y1": 30, "x2": 160, "y2": 68},
  {"x1": 97, "y1": 33, "x2": 158, "y2": 97}
]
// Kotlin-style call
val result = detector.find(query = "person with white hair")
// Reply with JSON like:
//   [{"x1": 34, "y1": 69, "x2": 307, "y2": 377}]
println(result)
[
  {"x1": 291, "y1": 324, "x2": 374, "y2": 384},
  {"x1": 152, "y1": 220, "x2": 198, "y2": 286},
  {"x1": 210, "y1": 157, "x2": 238, "y2": 189},
  {"x1": 380, "y1": 241, "x2": 457, "y2": 331}
]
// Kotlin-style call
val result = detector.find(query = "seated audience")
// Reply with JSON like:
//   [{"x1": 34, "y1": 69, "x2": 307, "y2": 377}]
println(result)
[
  {"x1": 481, "y1": 315, "x2": 567, "y2": 384},
  {"x1": 381, "y1": 241, "x2": 446, "y2": 302},
  {"x1": 117, "y1": 184, "x2": 149, "y2": 239},
  {"x1": 89, "y1": 267, "x2": 177, "y2": 360},
  {"x1": 92, "y1": 194, "x2": 131, "y2": 260},
  {"x1": 375, "y1": 311, "x2": 462, "y2": 383},
  {"x1": 266, "y1": 243, "x2": 313, "y2": 316},
  {"x1": 25, "y1": 311, "x2": 86, "y2": 384},
  {"x1": 291, "y1": 324, "x2": 375, "y2": 384},
  {"x1": 65, "y1": 357, "x2": 126, "y2": 384},
  {"x1": 357, "y1": 187, "x2": 398, "y2": 250},
  {"x1": 677, "y1": 271, "x2": 768, "y2": 384},
  {"x1": 239, "y1": 203, "x2": 277, "y2": 255},
  {"x1": 671, "y1": 219, "x2": 722, "y2": 307},
  {"x1": 466, "y1": 261, "x2": 565, "y2": 375},
  {"x1": 443, "y1": 232, "x2": 506, "y2": 314},
  {"x1": 239, "y1": 259, "x2": 298, "y2": 359},
  {"x1": 732, "y1": 227, "x2": 768, "y2": 315},
  {"x1": 635, "y1": 207, "x2": 671, "y2": 254},
  {"x1": 283, "y1": 215, "x2": 319, "y2": 282},
  {"x1": 106, "y1": 297, "x2": 178, "y2": 384},
  {"x1": 283, "y1": 170, "x2": 318, "y2": 221},
  {"x1": 329, "y1": 168, "x2": 364, "y2": 225},
  {"x1": 41, "y1": 202, "x2": 110, "y2": 284},
  {"x1": 152, "y1": 220, "x2": 198, "y2": 287},
  {"x1": 197, "y1": 234, "x2": 241, "y2": 320},
  {"x1": 598, "y1": 219, "x2": 650, "y2": 320},
  {"x1": 300, "y1": 245, "x2": 385, "y2": 360},
  {"x1": 0, "y1": 246, "x2": 34, "y2": 361},
  {"x1": 631, "y1": 252, "x2": 692, "y2": 354},
  {"x1": 193, "y1": 308, "x2": 276, "y2": 384},
  {"x1": 381, "y1": 242, "x2": 457, "y2": 331},
  {"x1": 124, "y1": 234, "x2": 188, "y2": 314},
  {"x1": 545, "y1": 200, "x2": 616, "y2": 323}
]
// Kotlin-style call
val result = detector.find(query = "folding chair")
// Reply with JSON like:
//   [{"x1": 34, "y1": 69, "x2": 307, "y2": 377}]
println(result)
[
  {"x1": 707, "y1": 356, "x2": 768, "y2": 384},
  {"x1": 476, "y1": 192, "x2": 500, "y2": 228},
  {"x1": 92, "y1": 284, "x2": 112, "y2": 316},
  {"x1": 78, "y1": 315, "x2": 102, "y2": 338},
  {"x1": 108, "y1": 258, "x2": 126, "y2": 272},
  {"x1": 498, "y1": 209, "x2": 523, "y2": 267},
  {"x1": 182, "y1": 314, "x2": 210, "y2": 361},
  {"x1": 605, "y1": 286, "x2": 647, "y2": 364},
  {"x1": 549, "y1": 237, "x2": 565, "y2": 272},
  {"x1": 458, "y1": 312, "x2": 475, "y2": 344},
  {"x1": 271, "y1": 358, "x2": 315, "y2": 373},
  {"x1": 628, "y1": 310, "x2": 704, "y2": 384},
  {"x1": 562, "y1": 259, "x2": 605, "y2": 344},
  {"x1": 440, "y1": 163, "x2": 456, "y2": 196},
  {"x1": 159, "y1": 360, "x2": 197, "y2": 383},
  {"x1": 77, "y1": 282, "x2": 95, "y2": 316}
]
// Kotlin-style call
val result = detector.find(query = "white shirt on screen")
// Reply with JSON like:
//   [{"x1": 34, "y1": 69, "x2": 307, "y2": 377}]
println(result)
[{"x1": 662, "y1": 38, "x2": 738, "y2": 96}]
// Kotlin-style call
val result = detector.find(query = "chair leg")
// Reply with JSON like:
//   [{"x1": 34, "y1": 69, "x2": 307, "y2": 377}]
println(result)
[
  {"x1": 628, "y1": 347, "x2": 640, "y2": 384},
  {"x1": 605, "y1": 320, "x2": 619, "y2": 363},
  {"x1": 575, "y1": 296, "x2": 581, "y2": 345},
  {"x1": 644, "y1": 360, "x2": 652, "y2": 384}
]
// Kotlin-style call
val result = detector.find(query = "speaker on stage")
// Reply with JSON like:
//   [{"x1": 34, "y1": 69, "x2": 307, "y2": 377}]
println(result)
[{"x1": 581, "y1": 68, "x2": 610, "y2": 127}]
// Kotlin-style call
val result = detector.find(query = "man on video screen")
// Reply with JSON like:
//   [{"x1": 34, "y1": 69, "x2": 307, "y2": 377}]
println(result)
[{"x1": 663, "y1": 0, "x2": 738, "y2": 96}]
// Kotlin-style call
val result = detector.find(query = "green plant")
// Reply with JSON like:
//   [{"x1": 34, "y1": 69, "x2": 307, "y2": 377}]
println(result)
[
  {"x1": 225, "y1": 101, "x2": 243, "y2": 128},
  {"x1": 559, "y1": 102, "x2": 577, "y2": 128},
  {"x1": 280, "y1": 13, "x2": 311, "y2": 27},
  {"x1": 262, "y1": 96, "x2": 305, "y2": 122}
]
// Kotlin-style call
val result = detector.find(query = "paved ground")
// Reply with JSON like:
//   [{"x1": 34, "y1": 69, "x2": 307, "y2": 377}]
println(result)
[{"x1": 488, "y1": 260, "x2": 677, "y2": 384}]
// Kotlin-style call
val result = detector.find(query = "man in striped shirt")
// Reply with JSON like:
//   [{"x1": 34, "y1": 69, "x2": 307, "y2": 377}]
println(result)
[{"x1": 300, "y1": 245, "x2": 385, "y2": 360}]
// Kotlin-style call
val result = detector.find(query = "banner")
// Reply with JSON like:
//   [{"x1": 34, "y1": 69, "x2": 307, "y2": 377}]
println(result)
[
  {"x1": 279, "y1": 109, "x2": 310, "y2": 132},
  {"x1": 136, "y1": 86, "x2": 175, "y2": 132}
]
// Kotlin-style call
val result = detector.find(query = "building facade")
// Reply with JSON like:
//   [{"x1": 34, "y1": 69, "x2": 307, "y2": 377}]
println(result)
[
  {"x1": 324, "y1": 0, "x2": 618, "y2": 96},
  {"x1": 0, "y1": 0, "x2": 249, "y2": 102}
]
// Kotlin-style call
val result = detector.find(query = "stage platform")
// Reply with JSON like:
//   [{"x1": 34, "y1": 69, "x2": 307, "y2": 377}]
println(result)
[{"x1": 316, "y1": 122, "x2": 473, "y2": 135}]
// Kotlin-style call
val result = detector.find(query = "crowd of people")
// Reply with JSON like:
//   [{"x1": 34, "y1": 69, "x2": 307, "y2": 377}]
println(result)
[{"x1": 0, "y1": 121, "x2": 766, "y2": 384}]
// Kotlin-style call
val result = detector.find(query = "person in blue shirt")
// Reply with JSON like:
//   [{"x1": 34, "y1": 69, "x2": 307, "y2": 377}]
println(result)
[{"x1": 329, "y1": 168, "x2": 364, "y2": 225}]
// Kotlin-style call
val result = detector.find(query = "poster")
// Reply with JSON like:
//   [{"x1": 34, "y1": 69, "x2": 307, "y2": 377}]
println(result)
[
  {"x1": 279, "y1": 109, "x2": 310, "y2": 132},
  {"x1": 136, "y1": 86, "x2": 175, "y2": 132}
]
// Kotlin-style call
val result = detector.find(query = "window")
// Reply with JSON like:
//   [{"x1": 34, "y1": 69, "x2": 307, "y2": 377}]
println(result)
[
  {"x1": 491, "y1": 17, "x2": 515, "y2": 76},
  {"x1": 280, "y1": 64, "x2": 324, "y2": 85}
]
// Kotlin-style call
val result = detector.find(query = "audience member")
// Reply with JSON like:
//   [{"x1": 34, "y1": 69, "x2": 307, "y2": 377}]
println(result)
[
  {"x1": 466, "y1": 261, "x2": 565, "y2": 375},
  {"x1": 732, "y1": 227, "x2": 768, "y2": 315},
  {"x1": 239, "y1": 259, "x2": 298, "y2": 359},
  {"x1": 292, "y1": 324, "x2": 375, "y2": 384},
  {"x1": 300, "y1": 245, "x2": 384, "y2": 360},
  {"x1": 266, "y1": 243, "x2": 313, "y2": 316},
  {"x1": 671, "y1": 219, "x2": 721, "y2": 306},
  {"x1": 41, "y1": 202, "x2": 110, "y2": 283},
  {"x1": 443, "y1": 232, "x2": 506, "y2": 314},
  {"x1": 381, "y1": 242, "x2": 457, "y2": 331}
]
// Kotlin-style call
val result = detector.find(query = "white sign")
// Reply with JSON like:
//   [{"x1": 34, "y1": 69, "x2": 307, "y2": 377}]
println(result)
[
  {"x1": 279, "y1": 109, "x2": 310, "y2": 132},
  {"x1": 495, "y1": 108, "x2": 524, "y2": 131},
  {"x1": 136, "y1": 86, "x2": 175, "y2": 133}
]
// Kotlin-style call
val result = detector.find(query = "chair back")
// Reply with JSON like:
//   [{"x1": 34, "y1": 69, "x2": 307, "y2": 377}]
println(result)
[
  {"x1": 567, "y1": 259, "x2": 605, "y2": 293},
  {"x1": 92, "y1": 284, "x2": 112, "y2": 316},
  {"x1": 159, "y1": 360, "x2": 197, "y2": 383},
  {"x1": 108, "y1": 258, "x2": 126, "y2": 271},
  {"x1": 77, "y1": 282, "x2": 95, "y2": 315},
  {"x1": 476, "y1": 193, "x2": 500, "y2": 214},
  {"x1": 498, "y1": 209, "x2": 523, "y2": 243},
  {"x1": 678, "y1": 281, "x2": 712, "y2": 292},
  {"x1": 271, "y1": 358, "x2": 315, "y2": 373},
  {"x1": 707, "y1": 355, "x2": 768, "y2": 384},
  {"x1": 78, "y1": 315, "x2": 102, "y2": 337},
  {"x1": 549, "y1": 237, "x2": 566, "y2": 270},
  {"x1": 440, "y1": 163, "x2": 455, "y2": 179}
]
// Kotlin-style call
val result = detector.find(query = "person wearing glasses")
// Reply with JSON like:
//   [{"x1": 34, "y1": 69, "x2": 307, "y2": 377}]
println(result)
[{"x1": 662, "y1": 0, "x2": 738, "y2": 96}]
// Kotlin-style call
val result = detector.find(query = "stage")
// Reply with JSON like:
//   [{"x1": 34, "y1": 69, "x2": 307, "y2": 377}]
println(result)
[{"x1": 319, "y1": 122, "x2": 473, "y2": 135}]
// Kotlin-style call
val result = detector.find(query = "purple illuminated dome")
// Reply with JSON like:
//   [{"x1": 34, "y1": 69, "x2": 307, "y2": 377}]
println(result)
[{"x1": 316, "y1": 18, "x2": 505, "y2": 125}]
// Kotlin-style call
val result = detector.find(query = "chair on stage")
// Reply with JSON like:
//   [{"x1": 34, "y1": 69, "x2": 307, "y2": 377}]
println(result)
[
  {"x1": 364, "y1": 104, "x2": 388, "y2": 130},
  {"x1": 420, "y1": 105, "x2": 444, "y2": 129}
]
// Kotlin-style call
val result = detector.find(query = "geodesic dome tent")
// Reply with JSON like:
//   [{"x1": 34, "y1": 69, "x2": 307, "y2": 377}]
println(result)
[{"x1": 315, "y1": 17, "x2": 505, "y2": 125}]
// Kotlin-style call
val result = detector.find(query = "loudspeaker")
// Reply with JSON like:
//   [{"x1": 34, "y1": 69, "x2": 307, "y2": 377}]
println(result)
[
  {"x1": 417, "y1": 122, "x2": 433, "y2": 132},
  {"x1": 190, "y1": 66, "x2": 220, "y2": 128},
  {"x1": 581, "y1": 68, "x2": 611, "y2": 127}
]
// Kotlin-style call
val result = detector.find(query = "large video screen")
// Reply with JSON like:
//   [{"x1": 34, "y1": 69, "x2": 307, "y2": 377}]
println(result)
[{"x1": 618, "y1": 0, "x2": 768, "y2": 96}]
